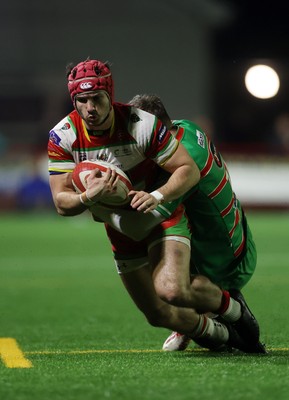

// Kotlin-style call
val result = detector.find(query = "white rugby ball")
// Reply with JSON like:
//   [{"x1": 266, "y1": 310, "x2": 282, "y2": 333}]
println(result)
[{"x1": 72, "y1": 160, "x2": 132, "y2": 206}]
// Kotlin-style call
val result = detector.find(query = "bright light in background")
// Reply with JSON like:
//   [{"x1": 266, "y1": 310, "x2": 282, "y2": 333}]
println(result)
[{"x1": 245, "y1": 64, "x2": 280, "y2": 99}]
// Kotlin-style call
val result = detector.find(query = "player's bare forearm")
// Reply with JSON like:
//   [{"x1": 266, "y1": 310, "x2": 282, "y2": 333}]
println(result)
[
  {"x1": 49, "y1": 173, "x2": 86, "y2": 216},
  {"x1": 129, "y1": 163, "x2": 200, "y2": 213},
  {"x1": 130, "y1": 144, "x2": 200, "y2": 213},
  {"x1": 157, "y1": 164, "x2": 199, "y2": 202},
  {"x1": 54, "y1": 190, "x2": 86, "y2": 216}
]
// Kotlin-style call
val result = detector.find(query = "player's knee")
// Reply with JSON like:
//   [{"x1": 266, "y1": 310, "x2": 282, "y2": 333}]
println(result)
[{"x1": 156, "y1": 284, "x2": 186, "y2": 307}]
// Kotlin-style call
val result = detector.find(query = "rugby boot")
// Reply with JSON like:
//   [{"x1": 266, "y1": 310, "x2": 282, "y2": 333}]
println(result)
[
  {"x1": 221, "y1": 318, "x2": 267, "y2": 354},
  {"x1": 228, "y1": 289, "x2": 267, "y2": 354},
  {"x1": 229, "y1": 290, "x2": 260, "y2": 342}
]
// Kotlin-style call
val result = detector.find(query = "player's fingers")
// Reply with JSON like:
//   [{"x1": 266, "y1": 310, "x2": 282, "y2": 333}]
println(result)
[
  {"x1": 111, "y1": 175, "x2": 119, "y2": 191},
  {"x1": 138, "y1": 199, "x2": 157, "y2": 213},
  {"x1": 130, "y1": 191, "x2": 148, "y2": 208},
  {"x1": 109, "y1": 168, "x2": 117, "y2": 182},
  {"x1": 131, "y1": 192, "x2": 158, "y2": 212},
  {"x1": 89, "y1": 168, "x2": 102, "y2": 178},
  {"x1": 102, "y1": 168, "x2": 112, "y2": 180}
]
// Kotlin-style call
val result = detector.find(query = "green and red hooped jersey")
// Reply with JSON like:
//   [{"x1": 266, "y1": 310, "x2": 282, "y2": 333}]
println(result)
[
  {"x1": 48, "y1": 103, "x2": 178, "y2": 192},
  {"x1": 165, "y1": 120, "x2": 251, "y2": 273}
]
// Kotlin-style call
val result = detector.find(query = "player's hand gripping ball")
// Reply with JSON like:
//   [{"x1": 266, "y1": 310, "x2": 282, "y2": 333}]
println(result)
[{"x1": 72, "y1": 160, "x2": 133, "y2": 206}]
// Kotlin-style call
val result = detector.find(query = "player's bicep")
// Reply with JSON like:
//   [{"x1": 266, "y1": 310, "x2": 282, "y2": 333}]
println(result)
[{"x1": 162, "y1": 143, "x2": 199, "y2": 175}]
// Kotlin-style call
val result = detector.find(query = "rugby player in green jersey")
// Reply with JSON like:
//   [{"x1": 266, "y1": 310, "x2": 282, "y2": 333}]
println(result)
[
  {"x1": 79, "y1": 92, "x2": 266, "y2": 353},
  {"x1": 127, "y1": 94, "x2": 265, "y2": 353}
]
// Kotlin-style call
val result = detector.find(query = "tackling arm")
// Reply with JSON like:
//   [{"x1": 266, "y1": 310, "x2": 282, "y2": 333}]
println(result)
[
  {"x1": 130, "y1": 143, "x2": 200, "y2": 213},
  {"x1": 158, "y1": 142, "x2": 200, "y2": 200}
]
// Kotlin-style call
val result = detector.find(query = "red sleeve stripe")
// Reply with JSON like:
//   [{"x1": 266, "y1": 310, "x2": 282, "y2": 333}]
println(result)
[
  {"x1": 221, "y1": 196, "x2": 235, "y2": 217},
  {"x1": 200, "y1": 151, "x2": 214, "y2": 178},
  {"x1": 234, "y1": 231, "x2": 246, "y2": 258},
  {"x1": 175, "y1": 127, "x2": 185, "y2": 141},
  {"x1": 200, "y1": 138, "x2": 214, "y2": 177},
  {"x1": 208, "y1": 172, "x2": 228, "y2": 199},
  {"x1": 229, "y1": 209, "x2": 240, "y2": 238}
]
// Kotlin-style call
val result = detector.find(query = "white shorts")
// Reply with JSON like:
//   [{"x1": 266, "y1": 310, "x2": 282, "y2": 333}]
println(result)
[{"x1": 114, "y1": 235, "x2": 191, "y2": 274}]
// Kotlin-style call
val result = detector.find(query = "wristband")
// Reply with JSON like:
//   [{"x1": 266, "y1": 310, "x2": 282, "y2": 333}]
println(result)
[
  {"x1": 150, "y1": 190, "x2": 164, "y2": 204},
  {"x1": 79, "y1": 192, "x2": 95, "y2": 207}
]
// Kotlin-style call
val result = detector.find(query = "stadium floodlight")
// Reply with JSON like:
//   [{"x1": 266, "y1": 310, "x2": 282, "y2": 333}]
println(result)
[{"x1": 244, "y1": 64, "x2": 280, "y2": 99}]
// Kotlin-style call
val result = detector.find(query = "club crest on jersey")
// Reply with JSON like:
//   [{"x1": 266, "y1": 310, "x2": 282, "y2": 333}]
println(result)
[
  {"x1": 61, "y1": 122, "x2": 71, "y2": 130},
  {"x1": 49, "y1": 130, "x2": 61, "y2": 145},
  {"x1": 157, "y1": 124, "x2": 167, "y2": 142}
]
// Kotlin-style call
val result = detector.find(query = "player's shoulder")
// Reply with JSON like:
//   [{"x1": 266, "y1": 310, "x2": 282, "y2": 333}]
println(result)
[
  {"x1": 114, "y1": 102, "x2": 156, "y2": 135},
  {"x1": 48, "y1": 111, "x2": 78, "y2": 147},
  {"x1": 50, "y1": 110, "x2": 77, "y2": 133},
  {"x1": 173, "y1": 119, "x2": 209, "y2": 151},
  {"x1": 173, "y1": 119, "x2": 204, "y2": 133},
  {"x1": 115, "y1": 102, "x2": 156, "y2": 121}
]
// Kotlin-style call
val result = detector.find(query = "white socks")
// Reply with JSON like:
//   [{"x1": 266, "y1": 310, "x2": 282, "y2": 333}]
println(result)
[
  {"x1": 221, "y1": 298, "x2": 242, "y2": 322},
  {"x1": 193, "y1": 315, "x2": 229, "y2": 344}
]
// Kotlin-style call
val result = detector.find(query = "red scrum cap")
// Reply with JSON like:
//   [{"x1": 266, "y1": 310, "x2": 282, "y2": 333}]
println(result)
[{"x1": 67, "y1": 59, "x2": 114, "y2": 103}]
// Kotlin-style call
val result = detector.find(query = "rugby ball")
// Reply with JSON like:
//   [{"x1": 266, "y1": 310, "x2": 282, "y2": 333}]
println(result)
[{"x1": 72, "y1": 160, "x2": 132, "y2": 206}]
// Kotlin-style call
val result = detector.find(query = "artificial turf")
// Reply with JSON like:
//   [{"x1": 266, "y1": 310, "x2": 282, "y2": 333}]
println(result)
[{"x1": 0, "y1": 211, "x2": 288, "y2": 400}]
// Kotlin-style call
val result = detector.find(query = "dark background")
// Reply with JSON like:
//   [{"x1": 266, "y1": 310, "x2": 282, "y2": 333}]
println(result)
[
  {"x1": 213, "y1": 0, "x2": 289, "y2": 145},
  {"x1": 0, "y1": 0, "x2": 288, "y2": 210},
  {"x1": 1, "y1": 0, "x2": 288, "y2": 150}
]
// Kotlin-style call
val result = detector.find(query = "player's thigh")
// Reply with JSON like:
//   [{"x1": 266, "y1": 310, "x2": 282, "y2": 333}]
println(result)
[
  {"x1": 148, "y1": 208, "x2": 191, "y2": 285},
  {"x1": 149, "y1": 239, "x2": 191, "y2": 283},
  {"x1": 148, "y1": 239, "x2": 191, "y2": 304},
  {"x1": 120, "y1": 265, "x2": 164, "y2": 317}
]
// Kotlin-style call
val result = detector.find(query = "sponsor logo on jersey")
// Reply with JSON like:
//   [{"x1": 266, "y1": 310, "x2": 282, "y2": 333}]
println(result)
[
  {"x1": 157, "y1": 124, "x2": 167, "y2": 142},
  {"x1": 80, "y1": 81, "x2": 93, "y2": 90},
  {"x1": 196, "y1": 130, "x2": 205, "y2": 148},
  {"x1": 79, "y1": 152, "x2": 87, "y2": 162},
  {"x1": 61, "y1": 122, "x2": 71, "y2": 130},
  {"x1": 114, "y1": 147, "x2": 132, "y2": 157},
  {"x1": 130, "y1": 113, "x2": 141, "y2": 123},
  {"x1": 49, "y1": 130, "x2": 61, "y2": 145},
  {"x1": 48, "y1": 150, "x2": 61, "y2": 157}
]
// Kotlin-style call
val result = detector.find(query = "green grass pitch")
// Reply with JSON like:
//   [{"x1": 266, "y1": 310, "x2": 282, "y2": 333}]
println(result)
[{"x1": 0, "y1": 211, "x2": 289, "y2": 400}]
